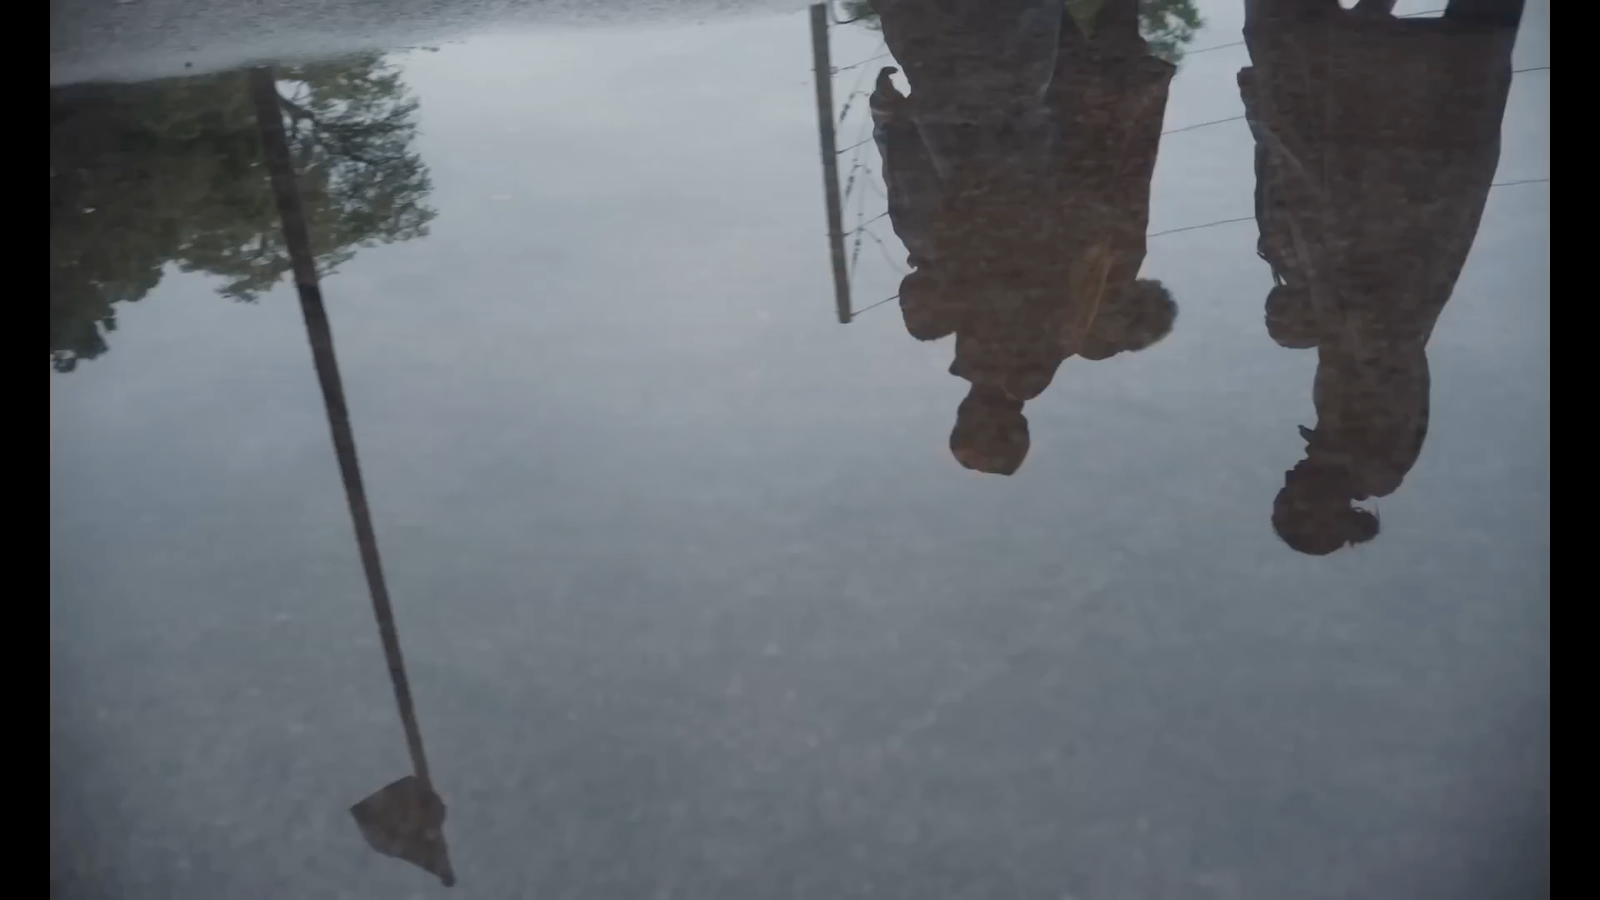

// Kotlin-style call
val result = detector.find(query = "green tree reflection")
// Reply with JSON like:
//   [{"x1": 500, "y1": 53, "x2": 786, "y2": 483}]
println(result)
[
  {"x1": 50, "y1": 54, "x2": 435, "y2": 373},
  {"x1": 1129, "y1": 0, "x2": 1203, "y2": 63}
]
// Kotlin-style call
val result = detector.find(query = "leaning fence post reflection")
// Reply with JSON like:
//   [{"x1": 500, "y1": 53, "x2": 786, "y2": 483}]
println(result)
[
  {"x1": 811, "y1": 3, "x2": 854, "y2": 323},
  {"x1": 247, "y1": 65, "x2": 456, "y2": 888}
]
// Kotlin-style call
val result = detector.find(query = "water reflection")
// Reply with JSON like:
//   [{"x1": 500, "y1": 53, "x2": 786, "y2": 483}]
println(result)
[
  {"x1": 872, "y1": 0, "x2": 1179, "y2": 474},
  {"x1": 1241, "y1": 0, "x2": 1524, "y2": 554},
  {"x1": 46, "y1": 6, "x2": 1547, "y2": 896},
  {"x1": 49, "y1": 54, "x2": 434, "y2": 372}
]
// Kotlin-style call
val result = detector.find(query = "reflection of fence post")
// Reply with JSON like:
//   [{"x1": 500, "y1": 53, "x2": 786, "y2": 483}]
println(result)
[
  {"x1": 247, "y1": 65, "x2": 454, "y2": 888},
  {"x1": 810, "y1": 3, "x2": 852, "y2": 323}
]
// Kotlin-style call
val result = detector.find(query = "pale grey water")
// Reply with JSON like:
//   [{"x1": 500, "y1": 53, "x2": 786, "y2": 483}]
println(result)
[
  {"x1": 50, "y1": 3, "x2": 1549, "y2": 898},
  {"x1": 49, "y1": 0, "x2": 814, "y2": 84}
]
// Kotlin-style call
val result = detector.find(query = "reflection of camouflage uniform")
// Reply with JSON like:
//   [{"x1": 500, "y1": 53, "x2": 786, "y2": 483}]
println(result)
[
  {"x1": 870, "y1": 0, "x2": 1066, "y2": 271},
  {"x1": 1050, "y1": 6, "x2": 1175, "y2": 295},
  {"x1": 1242, "y1": 0, "x2": 1516, "y2": 343},
  {"x1": 871, "y1": 1, "x2": 1172, "y2": 401},
  {"x1": 1241, "y1": 0, "x2": 1521, "y2": 498}
]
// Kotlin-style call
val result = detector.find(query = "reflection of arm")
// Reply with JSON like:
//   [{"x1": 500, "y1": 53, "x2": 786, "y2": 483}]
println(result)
[
  {"x1": 1240, "y1": 67, "x2": 1279, "y2": 279},
  {"x1": 1239, "y1": 65, "x2": 1307, "y2": 286},
  {"x1": 871, "y1": 69, "x2": 941, "y2": 269}
]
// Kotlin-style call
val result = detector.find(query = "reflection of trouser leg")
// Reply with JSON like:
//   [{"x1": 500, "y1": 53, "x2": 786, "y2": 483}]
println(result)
[
  {"x1": 1244, "y1": 0, "x2": 1341, "y2": 26},
  {"x1": 1445, "y1": 0, "x2": 1526, "y2": 26},
  {"x1": 1094, "y1": 0, "x2": 1140, "y2": 41}
]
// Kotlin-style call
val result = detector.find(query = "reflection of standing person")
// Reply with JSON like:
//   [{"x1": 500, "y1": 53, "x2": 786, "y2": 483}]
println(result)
[
  {"x1": 871, "y1": 0, "x2": 1177, "y2": 475},
  {"x1": 1240, "y1": 0, "x2": 1523, "y2": 553}
]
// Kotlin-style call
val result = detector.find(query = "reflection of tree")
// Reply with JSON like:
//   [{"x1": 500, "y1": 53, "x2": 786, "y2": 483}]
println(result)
[
  {"x1": 841, "y1": 1, "x2": 1201, "y2": 62},
  {"x1": 1131, "y1": 0, "x2": 1203, "y2": 63},
  {"x1": 49, "y1": 55, "x2": 434, "y2": 373}
]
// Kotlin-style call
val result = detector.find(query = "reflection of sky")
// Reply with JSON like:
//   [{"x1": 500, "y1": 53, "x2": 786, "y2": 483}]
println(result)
[
  {"x1": 51, "y1": 3, "x2": 1548, "y2": 898},
  {"x1": 49, "y1": 0, "x2": 816, "y2": 84}
]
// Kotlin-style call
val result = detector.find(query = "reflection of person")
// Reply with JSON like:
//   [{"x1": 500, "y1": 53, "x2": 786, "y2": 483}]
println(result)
[
  {"x1": 871, "y1": 0, "x2": 1177, "y2": 475},
  {"x1": 1240, "y1": 0, "x2": 1523, "y2": 553}
]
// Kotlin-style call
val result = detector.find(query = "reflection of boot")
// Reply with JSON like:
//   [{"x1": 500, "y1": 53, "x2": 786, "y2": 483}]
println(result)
[{"x1": 351, "y1": 775, "x2": 456, "y2": 887}]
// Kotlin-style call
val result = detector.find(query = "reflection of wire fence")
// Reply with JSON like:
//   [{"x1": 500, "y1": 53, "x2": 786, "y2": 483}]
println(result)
[
  {"x1": 827, "y1": 31, "x2": 902, "y2": 321},
  {"x1": 835, "y1": 52, "x2": 893, "y2": 73}
]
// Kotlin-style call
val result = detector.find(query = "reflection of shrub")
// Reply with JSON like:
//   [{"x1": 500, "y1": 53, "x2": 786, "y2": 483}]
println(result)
[
  {"x1": 50, "y1": 55, "x2": 436, "y2": 372},
  {"x1": 1066, "y1": 0, "x2": 1205, "y2": 63}
]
